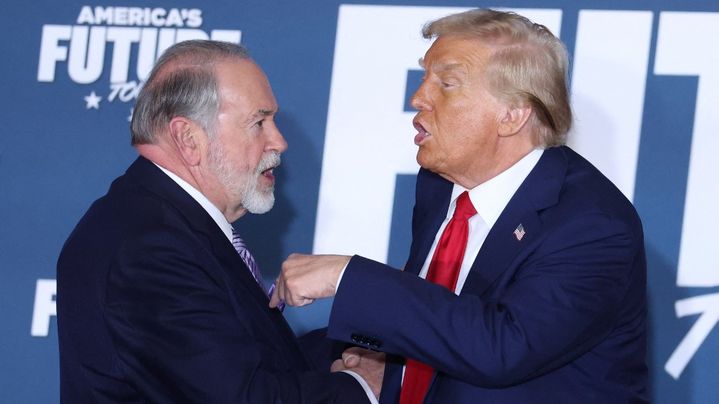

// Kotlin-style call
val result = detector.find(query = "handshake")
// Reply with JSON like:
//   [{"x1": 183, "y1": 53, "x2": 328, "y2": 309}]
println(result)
[
  {"x1": 269, "y1": 253, "x2": 386, "y2": 399},
  {"x1": 331, "y1": 347, "x2": 386, "y2": 400}
]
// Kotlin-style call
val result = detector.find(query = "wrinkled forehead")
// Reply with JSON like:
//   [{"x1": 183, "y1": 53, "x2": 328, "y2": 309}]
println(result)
[{"x1": 419, "y1": 34, "x2": 495, "y2": 72}]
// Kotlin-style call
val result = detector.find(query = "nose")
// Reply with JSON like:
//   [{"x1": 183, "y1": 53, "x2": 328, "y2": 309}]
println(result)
[
  {"x1": 410, "y1": 81, "x2": 431, "y2": 111},
  {"x1": 268, "y1": 122, "x2": 288, "y2": 154}
]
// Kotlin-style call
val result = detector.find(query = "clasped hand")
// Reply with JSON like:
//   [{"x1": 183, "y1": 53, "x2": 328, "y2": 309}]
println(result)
[{"x1": 331, "y1": 347, "x2": 385, "y2": 399}]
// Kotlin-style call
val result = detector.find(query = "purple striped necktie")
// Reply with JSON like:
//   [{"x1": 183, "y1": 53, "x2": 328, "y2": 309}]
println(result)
[
  {"x1": 231, "y1": 229, "x2": 265, "y2": 292},
  {"x1": 230, "y1": 229, "x2": 285, "y2": 311}
]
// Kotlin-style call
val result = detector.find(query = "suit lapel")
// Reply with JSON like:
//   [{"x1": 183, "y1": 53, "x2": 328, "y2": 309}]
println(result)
[
  {"x1": 126, "y1": 157, "x2": 309, "y2": 369},
  {"x1": 463, "y1": 196, "x2": 542, "y2": 296},
  {"x1": 404, "y1": 169, "x2": 453, "y2": 275},
  {"x1": 463, "y1": 147, "x2": 568, "y2": 296},
  {"x1": 125, "y1": 157, "x2": 293, "y2": 333},
  {"x1": 207, "y1": 233, "x2": 304, "y2": 359}
]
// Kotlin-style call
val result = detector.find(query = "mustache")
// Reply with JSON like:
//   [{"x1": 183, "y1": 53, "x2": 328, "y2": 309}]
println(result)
[{"x1": 257, "y1": 151, "x2": 281, "y2": 173}]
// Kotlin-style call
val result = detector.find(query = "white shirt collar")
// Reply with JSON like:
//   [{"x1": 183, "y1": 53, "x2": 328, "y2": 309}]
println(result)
[
  {"x1": 153, "y1": 163, "x2": 234, "y2": 242},
  {"x1": 449, "y1": 148, "x2": 544, "y2": 228}
]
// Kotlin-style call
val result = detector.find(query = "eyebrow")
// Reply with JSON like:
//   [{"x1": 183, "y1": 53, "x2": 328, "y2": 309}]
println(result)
[
  {"x1": 417, "y1": 58, "x2": 465, "y2": 73},
  {"x1": 257, "y1": 108, "x2": 276, "y2": 117},
  {"x1": 245, "y1": 108, "x2": 277, "y2": 125},
  {"x1": 435, "y1": 63, "x2": 466, "y2": 73},
  {"x1": 251, "y1": 108, "x2": 277, "y2": 120}
]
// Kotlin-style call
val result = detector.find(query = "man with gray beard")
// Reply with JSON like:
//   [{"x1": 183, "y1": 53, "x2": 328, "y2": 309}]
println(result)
[{"x1": 57, "y1": 40, "x2": 381, "y2": 403}]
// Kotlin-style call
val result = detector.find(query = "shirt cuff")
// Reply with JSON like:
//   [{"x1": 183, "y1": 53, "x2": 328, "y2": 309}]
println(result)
[
  {"x1": 335, "y1": 258, "x2": 352, "y2": 293},
  {"x1": 341, "y1": 370, "x2": 379, "y2": 404}
]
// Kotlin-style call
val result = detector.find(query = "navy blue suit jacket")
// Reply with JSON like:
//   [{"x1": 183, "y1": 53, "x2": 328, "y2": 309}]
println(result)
[
  {"x1": 57, "y1": 156, "x2": 367, "y2": 403},
  {"x1": 327, "y1": 146, "x2": 648, "y2": 403}
]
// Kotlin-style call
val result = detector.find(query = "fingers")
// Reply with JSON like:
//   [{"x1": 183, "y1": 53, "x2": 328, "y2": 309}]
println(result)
[
  {"x1": 331, "y1": 348, "x2": 371, "y2": 372},
  {"x1": 335, "y1": 347, "x2": 386, "y2": 399},
  {"x1": 270, "y1": 253, "x2": 349, "y2": 307},
  {"x1": 342, "y1": 351, "x2": 361, "y2": 368},
  {"x1": 268, "y1": 285, "x2": 282, "y2": 308},
  {"x1": 330, "y1": 351, "x2": 362, "y2": 372},
  {"x1": 330, "y1": 358, "x2": 346, "y2": 372},
  {"x1": 292, "y1": 297, "x2": 314, "y2": 306},
  {"x1": 268, "y1": 273, "x2": 315, "y2": 308}
]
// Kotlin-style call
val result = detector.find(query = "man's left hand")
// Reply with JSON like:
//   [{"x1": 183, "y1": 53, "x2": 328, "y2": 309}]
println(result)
[{"x1": 269, "y1": 253, "x2": 350, "y2": 308}]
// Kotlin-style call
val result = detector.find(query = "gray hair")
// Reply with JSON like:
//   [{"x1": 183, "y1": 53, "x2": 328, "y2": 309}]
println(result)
[
  {"x1": 423, "y1": 9, "x2": 572, "y2": 147},
  {"x1": 130, "y1": 40, "x2": 250, "y2": 145}
]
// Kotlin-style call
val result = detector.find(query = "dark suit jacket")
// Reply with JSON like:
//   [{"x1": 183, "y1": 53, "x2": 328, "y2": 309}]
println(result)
[
  {"x1": 327, "y1": 146, "x2": 648, "y2": 403},
  {"x1": 57, "y1": 156, "x2": 367, "y2": 403}
]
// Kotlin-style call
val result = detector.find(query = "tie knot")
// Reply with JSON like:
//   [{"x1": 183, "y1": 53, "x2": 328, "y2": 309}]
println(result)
[{"x1": 453, "y1": 191, "x2": 477, "y2": 221}]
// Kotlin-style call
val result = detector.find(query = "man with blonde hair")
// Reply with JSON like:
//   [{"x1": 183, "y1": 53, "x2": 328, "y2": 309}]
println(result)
[{"x1": 272, "y1": 9, "x2": 648, "y2": 403}]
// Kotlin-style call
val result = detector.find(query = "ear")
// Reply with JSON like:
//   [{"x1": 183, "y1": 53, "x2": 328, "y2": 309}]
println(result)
[
  {"x1": 168, "y1": 117, "x2": 205, "y2": 166},
  {"x1": 498, "y1": 105, "x2": 532, "y2": 137}
]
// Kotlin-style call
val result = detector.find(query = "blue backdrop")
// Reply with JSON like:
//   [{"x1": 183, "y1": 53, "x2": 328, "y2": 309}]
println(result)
[{"x1": 1, "y1": 1, "x2": 717, "y2": 402}]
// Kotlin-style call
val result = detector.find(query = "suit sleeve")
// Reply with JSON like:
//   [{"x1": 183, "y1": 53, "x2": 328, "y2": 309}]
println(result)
[
  {"x1": 104, "y1": 227, "x2": 368, "y2": 404},
  {"x1": 327, "y1": 211, "x2": 644, "y2": 388}
]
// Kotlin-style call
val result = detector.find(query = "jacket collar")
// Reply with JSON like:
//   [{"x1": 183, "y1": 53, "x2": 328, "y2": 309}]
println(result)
[
  {"x1": 464, "y1": 146, "x2": 567, "y2": 295},
  {"x1": 123, "y1": 156, "x2": 273, "y2": 303},
  {"x1": 407, "y1": 146, "x2": 569, "y2": 296}
]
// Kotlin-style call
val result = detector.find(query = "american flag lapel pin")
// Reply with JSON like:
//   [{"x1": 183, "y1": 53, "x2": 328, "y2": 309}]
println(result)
[{"x1": 513, "y1": 224, "x2": 526, "y2": 241}]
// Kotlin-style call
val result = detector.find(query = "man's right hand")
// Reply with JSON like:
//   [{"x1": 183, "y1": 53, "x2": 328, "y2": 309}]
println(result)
[{"x1": 269, "y1": 253, "x2": 350, "y2": 308}]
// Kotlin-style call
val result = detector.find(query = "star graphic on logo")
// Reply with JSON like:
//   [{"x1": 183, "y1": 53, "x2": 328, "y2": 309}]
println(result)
[{"x1": 84, "y1": 91, "x2": 102, "y2": 109}]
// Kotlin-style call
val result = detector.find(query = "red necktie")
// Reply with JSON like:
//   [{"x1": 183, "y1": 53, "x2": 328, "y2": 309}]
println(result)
[{"x1": 399, "y1": 191, "x2": 477, "y2": 404}]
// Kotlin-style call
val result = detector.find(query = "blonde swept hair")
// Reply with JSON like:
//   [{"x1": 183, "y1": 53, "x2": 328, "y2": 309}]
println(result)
[{"x1": 423, "y1": 9, "x2": 572, "y2": 147}]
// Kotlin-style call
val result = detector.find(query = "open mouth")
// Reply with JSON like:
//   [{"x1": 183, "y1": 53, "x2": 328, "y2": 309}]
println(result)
[
  {"x1": 258, "y1": 153, "x2": 281, "y2": 182},
  {"x1": 413, "y1": 120, "x2": 432, "y2": 145},
  {"x1": 261, "y1": 167, "x2": 275, "y2": 179}
]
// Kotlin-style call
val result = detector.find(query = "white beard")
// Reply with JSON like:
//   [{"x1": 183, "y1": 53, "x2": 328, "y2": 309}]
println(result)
[
  {"x1": 240, "y1": 152, "x2": 279, "y2": 214},
  {"x1": 208, "y1": 142, "x2": 279, "y2": 215}
]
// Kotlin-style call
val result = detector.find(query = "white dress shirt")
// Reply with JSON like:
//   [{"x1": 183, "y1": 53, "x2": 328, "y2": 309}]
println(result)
[{"x1": 418, "y1": 148, "x2": 544, "y2": 294}]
